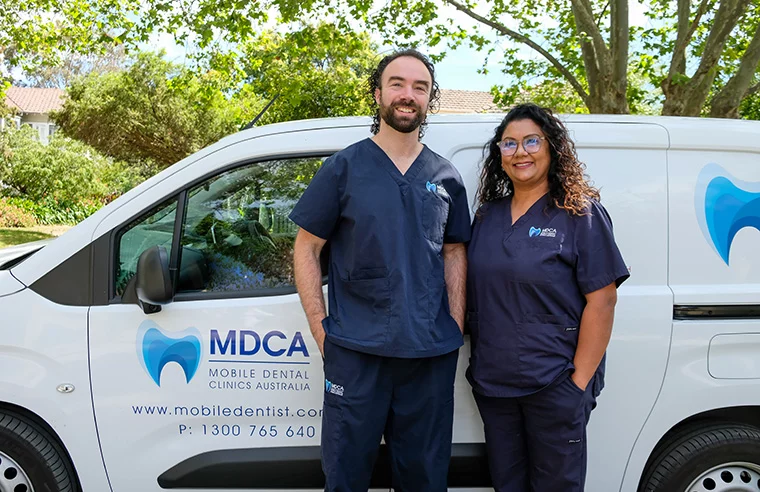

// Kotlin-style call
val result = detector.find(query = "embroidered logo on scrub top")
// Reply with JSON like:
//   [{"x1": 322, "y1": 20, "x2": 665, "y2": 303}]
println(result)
[
  {"x1": 426, "y1": 181, "x2": 450, "y2": 199},
  {"x1": 528, "y1": 227, "x2": 557, "y2": 238}
]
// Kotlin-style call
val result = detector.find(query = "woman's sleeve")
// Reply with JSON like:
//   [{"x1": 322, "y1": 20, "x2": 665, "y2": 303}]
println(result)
[{"x1": 574, "y1": 200, "x2": 630, "y2": 295}]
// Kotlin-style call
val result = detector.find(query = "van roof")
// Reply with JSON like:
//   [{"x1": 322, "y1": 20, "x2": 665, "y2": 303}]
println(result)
[{"x1": 226, "y1": 113, "x2": 760, "y2": 153}]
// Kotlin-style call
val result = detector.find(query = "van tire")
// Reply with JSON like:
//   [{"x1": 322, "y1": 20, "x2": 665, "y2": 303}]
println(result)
[
  {"x1": 0, "y1": 410, "x2": 77, "y2": 492},
  {"x1": 640, "y1": 422, "x2": 760, "y2": 492}
]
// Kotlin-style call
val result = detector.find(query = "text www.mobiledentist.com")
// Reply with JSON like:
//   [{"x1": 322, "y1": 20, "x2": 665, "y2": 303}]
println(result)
[{"x1": 131, "y1": 404, "x2": 323, "y2": 418}]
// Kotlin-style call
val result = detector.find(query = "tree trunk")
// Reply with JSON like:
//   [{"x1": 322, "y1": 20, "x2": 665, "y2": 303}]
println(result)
[{"x1": 570, "y1": 0, "x2": 629, "y2": 114}]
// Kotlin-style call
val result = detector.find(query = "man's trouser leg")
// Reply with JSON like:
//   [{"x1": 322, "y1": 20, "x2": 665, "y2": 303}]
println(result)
[
  {"x1": 383, "y1": 349, "x2": 459, "y2": 492},
  {"x1": 321, "y1": 339, "x2": 391, "y2": 492}
]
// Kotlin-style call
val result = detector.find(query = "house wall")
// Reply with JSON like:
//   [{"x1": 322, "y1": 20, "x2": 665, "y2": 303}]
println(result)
[
  {"x1": 20, "y1": 113, "x2": 57, "y2": 144},
  {"x1": 21, "y1": 113, "x2": 51, "y2": 124}
]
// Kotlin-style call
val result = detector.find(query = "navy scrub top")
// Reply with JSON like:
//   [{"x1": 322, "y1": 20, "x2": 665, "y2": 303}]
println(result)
[
  {"x1": 466, "y1": 193, "x2": 629, "y2": 398},
  {"x1": 289, "y1": 138, "x2": 471, "y2": 358}
]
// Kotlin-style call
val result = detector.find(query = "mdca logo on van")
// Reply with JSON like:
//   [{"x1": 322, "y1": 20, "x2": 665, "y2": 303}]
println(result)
[
  {"x1": 137, "y1": 321, "x2": 202, "y2": 387},
  {"x1": 696, "y1": 163, "x2": 760, "y2": 265}
]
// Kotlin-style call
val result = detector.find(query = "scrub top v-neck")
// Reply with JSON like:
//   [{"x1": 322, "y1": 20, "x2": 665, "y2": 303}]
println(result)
[
  {"x1": 290, "y1": 138, "x2": 472, "y2": 358},
  {"x1": 466, "y1": 194, "x2": 629, "y2": 397}
]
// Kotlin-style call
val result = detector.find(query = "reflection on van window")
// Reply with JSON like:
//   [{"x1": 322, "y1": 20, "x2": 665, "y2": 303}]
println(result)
[
  {"x1": 178, "y1": 157, "x2": 325, "y2": 293},
  {"x1": 115, "y1": 199, "x2": 178, "y2": 297}
]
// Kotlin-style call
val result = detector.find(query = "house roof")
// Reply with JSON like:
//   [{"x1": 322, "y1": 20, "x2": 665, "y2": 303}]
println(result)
[
  {"x1": 438, "y1": 89, "x2": 500, "y2": 114},
  {"x1": 5, "y1": 87, "x2": 65, "y2": 114}
]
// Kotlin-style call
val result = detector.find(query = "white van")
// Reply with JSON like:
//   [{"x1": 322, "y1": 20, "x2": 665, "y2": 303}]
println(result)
[{"x1": 1, "y1": 114, "x2": 759, "y2": 492}]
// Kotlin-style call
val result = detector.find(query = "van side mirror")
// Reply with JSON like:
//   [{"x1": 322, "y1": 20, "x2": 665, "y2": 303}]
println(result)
[{"x1": 135, "y1": 245, "x2": 173, "y2": 314}]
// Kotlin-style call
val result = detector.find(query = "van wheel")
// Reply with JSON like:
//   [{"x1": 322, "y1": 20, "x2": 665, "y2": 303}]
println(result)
[
  {"x1": 640, "y1": 422, "x2": 760, "y2": 492},
  {"x1": 0, "y1": 410, "x2": 77, "y2": 492}
]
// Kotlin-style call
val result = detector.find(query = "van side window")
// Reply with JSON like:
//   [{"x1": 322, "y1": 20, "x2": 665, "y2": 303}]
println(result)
[
  {"x1": 177, "y1": 157, "x2": 325, "y2": 294},
  {"x1": 114, "y1": 198, "x2": 179, "y2": 297}
]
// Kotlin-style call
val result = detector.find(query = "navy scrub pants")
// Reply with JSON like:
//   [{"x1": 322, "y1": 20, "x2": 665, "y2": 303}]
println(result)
[
  {"x1": 473, "y1": 372, "x2": 598, "y2": 492},
  {"x1": 321, "y1": 338, "x2": 459, "y2": 492}
]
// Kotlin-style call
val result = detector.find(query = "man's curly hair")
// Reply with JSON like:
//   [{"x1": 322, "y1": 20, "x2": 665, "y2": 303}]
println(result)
[
  {"x1": 368, "y1": 48, "x2": 441, "y2": 139},
  {"x1": 477, "y1": 103, "x2": 599, "y2": 216}
]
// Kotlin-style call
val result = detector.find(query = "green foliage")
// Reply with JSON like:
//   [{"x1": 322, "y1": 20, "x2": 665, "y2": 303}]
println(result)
[
  {"x1": 5, "y1": 196, "x2": 101, "y2": 225},
  {"x1": 237, "y1": 23, "x2": 376, "y2": 124},
  {"x1": 0, "y1": 126, "x2": 141, "y2": 224},
  {"x1": 53, "y1": 26, "x2": 376, "y2": 169},
  {"x1": 0, "y1": 197, "x2": 37, "y2": 227},
  {"x1": 739, "y1": 91, "x2": 760, "y2": 120},
  {"x1": 0, "y1": 0, "x2": 138, "y2": 76},
  {"x1": 53, "y1": 51, "x2": 253, "y2": 169}
]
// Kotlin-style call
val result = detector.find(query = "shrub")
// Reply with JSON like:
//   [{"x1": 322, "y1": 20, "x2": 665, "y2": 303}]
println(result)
[
  {"x1": 0, "y1": 126, "x2": 148, "y2": 224},
  {"x1": 6, "y1": 196, "x2": 101, "y2": 225},
  {"x1": 0, "y1": 197, "x2": 37, "y2": 227}
]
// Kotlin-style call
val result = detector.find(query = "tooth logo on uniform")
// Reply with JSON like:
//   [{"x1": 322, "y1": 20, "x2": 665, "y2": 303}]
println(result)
[
  {"x1": 695, "y1": 163, "x2": 760, "y2": 265},
  {"x1": 325, "y1": 378, "x2": 344, "y2": 396},
  {"x1": 426, "y1": 181, "x2": 437, "y2": 193},
  {"x1": 137, "y1": 321, "x2": 202, "y2": 387},
  {"x1": 529, "y1": 227, "x2": 542, "y2": 237}
]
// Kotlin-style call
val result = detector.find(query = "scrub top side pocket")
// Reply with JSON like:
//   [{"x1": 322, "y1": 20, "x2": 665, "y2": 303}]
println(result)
[
  {"x1": 516, "y1": 317, "x2": 578, "y2": 388},
  {"x1": 422, "y1": 192, "x2": 449, "y2": 244},
  {"x1": 333, "y1": 269, "x2": 391, "y2": 344}
]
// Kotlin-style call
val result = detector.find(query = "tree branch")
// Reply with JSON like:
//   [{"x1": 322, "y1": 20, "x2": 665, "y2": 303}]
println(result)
[
  {"x1": 710, "y1": 23, "x2": 760, "y2": 117},
  {"x1": 569, "y1": 0, "x2": 611, "y2": 69},
  {"x1": 596, "y1": 0, "x2": 611, "y2": 30},
  {"x1": 668, "y1": 0, "x2": 713, "y2": 80},
  {"x1": 610, "y1": 0, "x2": 628, "y2": 86},
  {"x1": 689, "y1": 0, "x2": 746, "y2": 83},
  {"x1": 442, "y1": 0, "x2": 589, "y2": 104},
  {"x1": 748, "y1": 82, "x2": 760, "y2": 97}
]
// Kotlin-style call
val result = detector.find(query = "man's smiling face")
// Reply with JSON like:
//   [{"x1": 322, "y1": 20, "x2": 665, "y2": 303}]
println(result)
[{"x1": 375, "y1": 56, "x2": 432, "y2": 134}]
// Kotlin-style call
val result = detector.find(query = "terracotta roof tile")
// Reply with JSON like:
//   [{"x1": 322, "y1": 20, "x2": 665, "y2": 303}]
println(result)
[
  {"x1": 438, "y1": 89, "x2": 501, "y2": 114},
  {"x1": 5, "y1": 87, "x2": 65, "y2": 114}
]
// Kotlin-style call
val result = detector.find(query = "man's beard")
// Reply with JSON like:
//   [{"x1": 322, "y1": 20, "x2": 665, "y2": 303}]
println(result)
[{"x1": 378, "y1": 100, "x2": 426, "y2": 133}]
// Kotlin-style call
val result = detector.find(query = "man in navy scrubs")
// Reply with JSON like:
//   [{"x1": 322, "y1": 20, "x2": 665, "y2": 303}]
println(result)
[{"x1": 290, "y1": 49, "x2": 470, "y2": 492}]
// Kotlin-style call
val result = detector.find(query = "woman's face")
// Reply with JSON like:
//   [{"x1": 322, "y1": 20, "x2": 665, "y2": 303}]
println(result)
[{"x1": 499, "y1": 118, "x2": 551, "y2": 192}]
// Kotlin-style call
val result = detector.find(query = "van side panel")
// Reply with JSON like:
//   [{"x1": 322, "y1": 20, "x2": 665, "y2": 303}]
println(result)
[
  {"x1": 622, "y1": 121, "x2": 760, "y2": 492},
  {"x1": 0, "y1": 289, "x2": 112, "y2": 491}
]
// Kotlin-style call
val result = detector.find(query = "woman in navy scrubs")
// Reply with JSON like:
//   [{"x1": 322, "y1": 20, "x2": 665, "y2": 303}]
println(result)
[{"x1": 466, "y1": 103, "x2": 629, "y2": 492}]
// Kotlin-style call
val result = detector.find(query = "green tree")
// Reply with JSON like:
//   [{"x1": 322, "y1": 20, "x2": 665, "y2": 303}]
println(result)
[
  {"x1": 53, "y1": 51, "x2": 253, "y2": 169},
  {"x1": 237, "y1": 23, "x2": 375, "y2": 124},
  {"x1": 328, "y1": 0, "x2": 760, "y2": 117},
  {"x1": 54, "y1": 25, "x2": 376, "y2": 169}
]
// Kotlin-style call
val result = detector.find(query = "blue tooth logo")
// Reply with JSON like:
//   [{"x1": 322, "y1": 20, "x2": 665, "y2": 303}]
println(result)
[
  {"x1": 137, "y1": 321, "x2": 202, "y2": 387},
  {"x1": 696, "y1": 163, "x2": 760, "y2": 265},
  {"x1": 529, "y1": 226, "x2": 541, "y2": 237},
  {"x1": 426, "y1": 181, "x2": 437, "y2": 193}
]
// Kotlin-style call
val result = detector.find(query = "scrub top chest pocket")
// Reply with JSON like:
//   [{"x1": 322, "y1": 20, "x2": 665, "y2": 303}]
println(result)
[{"x1": 422, "y1": 190, "x2": 450, "y2": 244}]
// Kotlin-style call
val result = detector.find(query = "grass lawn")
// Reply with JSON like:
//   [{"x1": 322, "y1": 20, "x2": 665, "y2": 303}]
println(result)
[
  {"x1": 0, "y1": 225, "x2": 71, "y2": 249},
  {"x1": 0, "y1": 228, "x2": 53, "y2": 248}
]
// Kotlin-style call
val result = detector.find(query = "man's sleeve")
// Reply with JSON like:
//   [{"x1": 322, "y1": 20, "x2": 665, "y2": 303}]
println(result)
[
  {"x1": 443, "y1": 171, "x2": 472, "y2": 244},
  {"x1": 288, "y1": 157, "x2": 341, "y2": 240},
  {"x1": 574, "y1": 200, "x2": 630, "y2": 295}
]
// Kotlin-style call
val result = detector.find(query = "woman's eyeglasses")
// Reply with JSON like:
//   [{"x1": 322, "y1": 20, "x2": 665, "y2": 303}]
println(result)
[{"x1": 497, "y1": 134, "x2": 546, "y2": 156}]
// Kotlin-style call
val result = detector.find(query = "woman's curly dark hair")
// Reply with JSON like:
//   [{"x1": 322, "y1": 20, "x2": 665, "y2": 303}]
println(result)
[
  {"x1": 476, "y1": 103, "x2": 599, "y2": 216},
  {"x1": 368, "y1": 48, "x2": 441, "y2": 139}
]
